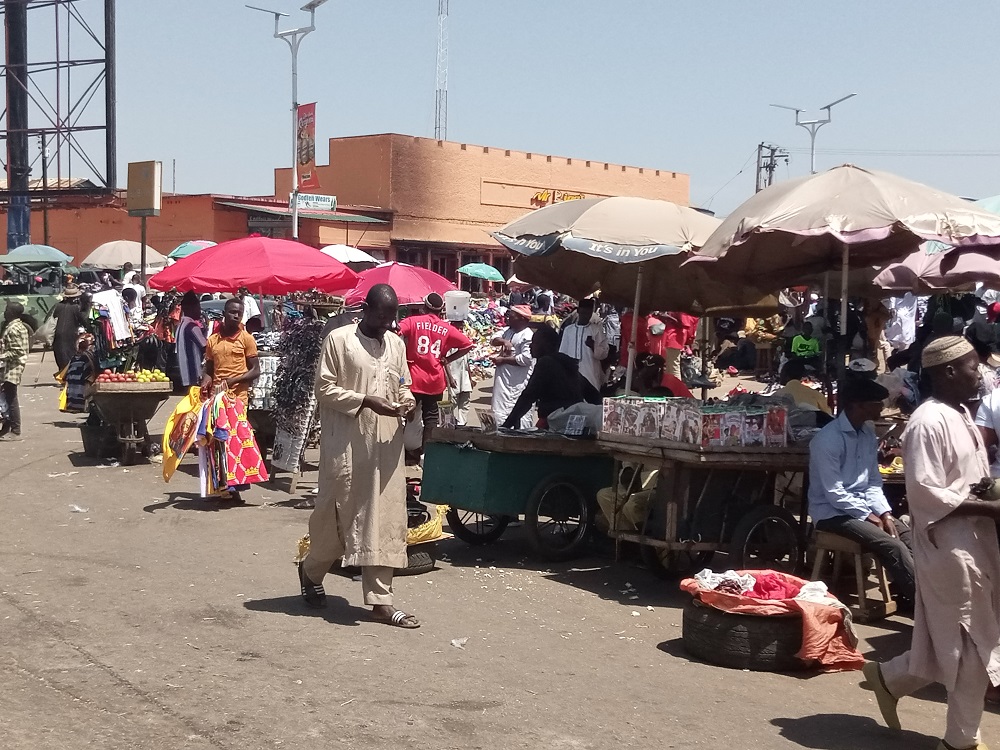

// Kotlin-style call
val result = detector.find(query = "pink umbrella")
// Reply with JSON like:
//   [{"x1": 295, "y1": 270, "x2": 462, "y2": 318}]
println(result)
[
  {"x1": 345, "y1": 262, "x2": 456, "y2": 305},
  {"x1": 874, "y1": 249, "x2": 1000, "y2": 294},
  {"x1": 148, "y1": 236, "x2": 358, "y2": 295}
]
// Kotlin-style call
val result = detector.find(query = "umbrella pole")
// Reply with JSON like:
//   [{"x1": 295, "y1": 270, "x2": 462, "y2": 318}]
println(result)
[
  {"x1": 838, "y1": 243, "x2": 850, "y2": 411},
  {"x1": 624, "y1": 265, "x2": 643, "y2": 394}
]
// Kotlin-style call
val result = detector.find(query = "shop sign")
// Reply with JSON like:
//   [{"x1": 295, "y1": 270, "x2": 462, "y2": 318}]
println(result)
[
  {"x1": 291, "y1": 193, "x2": 337, "y2": 212},
  {"x1": 530, "y1": 189, "x2": 587, "y2": 207}
]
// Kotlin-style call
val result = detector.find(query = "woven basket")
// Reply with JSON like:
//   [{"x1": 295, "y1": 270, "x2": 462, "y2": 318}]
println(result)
[{"x1": 93, "y1": 381, "x2": 172, "y2": 393}]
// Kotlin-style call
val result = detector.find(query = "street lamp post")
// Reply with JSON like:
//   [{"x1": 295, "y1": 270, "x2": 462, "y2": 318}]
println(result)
[
  {"x1": 770, "y1": 93, "x2": 857, "y2": 174},
  {"x1": 248, "y1": 0, "x2": 328, "y2": 240}
]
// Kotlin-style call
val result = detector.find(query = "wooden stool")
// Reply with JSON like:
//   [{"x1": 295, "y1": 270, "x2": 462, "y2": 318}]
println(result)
[
  {"x1": 754, "y1": 342, "x2": 775, "y2": 377},
  {"x1": 810, "y1": 530, "x2": 897, "y2": 622}
]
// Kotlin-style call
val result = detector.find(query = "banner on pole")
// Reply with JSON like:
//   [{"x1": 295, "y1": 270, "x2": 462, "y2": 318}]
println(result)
[{"x1": 296, "y1": 103, "x2": 320, "y2": 190}]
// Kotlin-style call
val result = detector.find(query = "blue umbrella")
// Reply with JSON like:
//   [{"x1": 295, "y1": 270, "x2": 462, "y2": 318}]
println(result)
[
  {"x1": 169, "y1": 239, "x2": 216, "y2": 260},
  {"x1": 1, "y1": 244, "x2": 73, "y2": 264}
]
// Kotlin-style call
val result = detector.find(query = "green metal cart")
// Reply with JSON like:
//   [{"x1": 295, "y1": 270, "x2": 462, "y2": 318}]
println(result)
[{"x1": 421, "y1": 427, "x2": 614, "y2": 561}]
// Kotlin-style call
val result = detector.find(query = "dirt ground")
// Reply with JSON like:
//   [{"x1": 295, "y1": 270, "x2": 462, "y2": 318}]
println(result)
[{"x1": 3, "y1": 352, "x2": 998, "y2": 750}]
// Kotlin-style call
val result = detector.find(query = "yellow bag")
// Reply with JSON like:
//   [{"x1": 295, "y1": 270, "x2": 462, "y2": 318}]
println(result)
[
  {"x1": 407, "y1": 505, "x2": 447, "y2": 545},
  {"x1": 161, "y1": 386, "x2": 203, "y2": 483},
  {"x1": 58, "y1": 386, "x2": 67, "y2": 412}
]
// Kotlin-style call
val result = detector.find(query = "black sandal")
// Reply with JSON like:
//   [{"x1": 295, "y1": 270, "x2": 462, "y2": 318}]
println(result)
[{"x1": 298, "y1": 562, "x2": 326, "y2": 608}]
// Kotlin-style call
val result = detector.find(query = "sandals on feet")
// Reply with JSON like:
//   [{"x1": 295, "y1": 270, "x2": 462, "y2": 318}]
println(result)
[
  {"x1": 298, "y1": 562, "x2": 326, "y2": 608},
  {"x1": 373, "y1": 609, "x2": 420, "y2": 629}
]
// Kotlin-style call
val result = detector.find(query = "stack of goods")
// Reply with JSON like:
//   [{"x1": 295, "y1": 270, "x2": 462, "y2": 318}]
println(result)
[
  {"x1": 603, "y1": 396, "x2": 789, "y2": 448},
  {"x1": 253, "y1": 330, "x2": 282, "y2": 351},
  {"x1": 249, "y1": 355, "x2": 280, "y2": 411},
  {"x1": 271, "y1": 317, "x2": 324, "y2": 472},
  {"x1": 465, "y1": 303, "x2": 505, "y2": 380}
]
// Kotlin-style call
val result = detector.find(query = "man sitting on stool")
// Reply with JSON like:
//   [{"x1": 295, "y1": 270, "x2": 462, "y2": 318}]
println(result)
[{"x1": 808, "y1": 377, "x2": 915, "y2": 609}]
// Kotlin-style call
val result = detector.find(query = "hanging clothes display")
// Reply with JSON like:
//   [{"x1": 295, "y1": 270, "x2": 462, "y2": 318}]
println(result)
[{"x1": 162, "y1": 388, "x2": 268, "y2": 496}]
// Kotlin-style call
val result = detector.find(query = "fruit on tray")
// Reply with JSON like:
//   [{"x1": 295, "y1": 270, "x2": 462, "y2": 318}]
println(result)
[{"x1": 96, "y1": 369, "x2": 170, "y2": 384}]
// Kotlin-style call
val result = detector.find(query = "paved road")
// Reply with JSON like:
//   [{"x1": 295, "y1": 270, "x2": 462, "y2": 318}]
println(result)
[{"x1": 1, "y1": 353, "x2": 994, "y2": 749}]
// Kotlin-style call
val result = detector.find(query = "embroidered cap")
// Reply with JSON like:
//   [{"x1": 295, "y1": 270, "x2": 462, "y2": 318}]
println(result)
[{"x1": 921, "y1": 335, "x2": 975, "y2": 369}]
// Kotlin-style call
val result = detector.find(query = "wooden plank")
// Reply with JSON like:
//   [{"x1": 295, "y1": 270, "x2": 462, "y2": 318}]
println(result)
[{"x1": 428, "y1": 426, "x2": 606, "y2": 457}]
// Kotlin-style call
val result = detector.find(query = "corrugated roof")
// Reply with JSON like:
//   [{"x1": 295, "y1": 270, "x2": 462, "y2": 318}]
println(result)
[{"x1": 215, "y1": 200, "x2": 386, "y2": 224}]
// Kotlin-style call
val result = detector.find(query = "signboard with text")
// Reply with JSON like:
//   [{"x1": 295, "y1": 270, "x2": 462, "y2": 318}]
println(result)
[{"x1": 290, "y1": 193, "x2": 337, "y2": 213}]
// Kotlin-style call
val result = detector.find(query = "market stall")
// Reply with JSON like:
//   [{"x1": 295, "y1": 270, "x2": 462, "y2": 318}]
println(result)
[{"x1": 421, "y1": 426, "x2": 614, "y2": 561}]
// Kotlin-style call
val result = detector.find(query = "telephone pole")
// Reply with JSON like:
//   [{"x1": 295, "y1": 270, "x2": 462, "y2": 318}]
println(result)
[{"x1": 755, "y1": 143, "x2": 788, "y2": 192}]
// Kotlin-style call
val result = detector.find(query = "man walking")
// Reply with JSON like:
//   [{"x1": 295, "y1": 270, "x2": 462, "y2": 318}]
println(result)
[
  {"x1": 0, "y1": 302, "x2": 30, "y2": 441},
  {"x1": 862, "y1": 335, "x2": 1000, "y2": 750},
  {"x1": 397, "y1": 293, "x2": 472, "y2": 458},
  {"x1": 299, "y1": 284, "x2": 419, "y2": 628}
]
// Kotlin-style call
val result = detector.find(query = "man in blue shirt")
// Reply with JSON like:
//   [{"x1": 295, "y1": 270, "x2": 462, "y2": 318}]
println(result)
[{"x1": 808, "y1": 378, "x2": 915, "y2": 607}]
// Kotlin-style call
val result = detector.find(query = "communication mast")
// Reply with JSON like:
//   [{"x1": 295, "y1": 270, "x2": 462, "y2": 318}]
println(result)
[
  {"x1": 1, "y1": 0, "x2": 117, "y2": 249},
  {"x1": 434, "y1": 0, "x2": 448, "y2": 141}
]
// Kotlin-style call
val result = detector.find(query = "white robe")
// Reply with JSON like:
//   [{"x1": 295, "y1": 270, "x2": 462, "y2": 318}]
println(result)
[
  {"x1": 559, "y1": 317, "x2": 609, "y2": 391},
  {"x1": 901, "y1": 398, "x2": 1000, "y2": 690},
  {"x1": 491, "y1": 327, "x2": 534, "y2": 429},
  {"x1": 305, "y1": 324, "x2": 415, "y2": 573}
]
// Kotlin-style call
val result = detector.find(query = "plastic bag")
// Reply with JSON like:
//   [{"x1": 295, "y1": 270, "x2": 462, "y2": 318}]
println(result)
[
  {"x1": 58, "y1": 386, "x2": 68, "y2": 412},
  {"x1": 0, "y1": 391, "x2": 8, "y2": 421}
]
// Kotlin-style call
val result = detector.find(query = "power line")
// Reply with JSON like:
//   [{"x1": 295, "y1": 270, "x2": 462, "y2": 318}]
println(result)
[{"x1": 699, "y1": 148, "x2": 758, "y2": 208}]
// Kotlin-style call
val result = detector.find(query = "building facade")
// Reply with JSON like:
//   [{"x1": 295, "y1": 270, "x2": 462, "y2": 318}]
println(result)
[{"x1": 275, "y1": 133, "x2": 690, "y2": 288}]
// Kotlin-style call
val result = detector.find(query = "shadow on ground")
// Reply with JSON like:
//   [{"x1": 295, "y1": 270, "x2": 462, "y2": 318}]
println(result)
[
  {"x1": 242, "y1": 595, "x2": 367, "y2": 627},
  {"x1": 771, "y1": 713, "x2": 936, "y2": 749},
  {"x1": 143, "y1": 492, "x2": 257, "y2": 513}
]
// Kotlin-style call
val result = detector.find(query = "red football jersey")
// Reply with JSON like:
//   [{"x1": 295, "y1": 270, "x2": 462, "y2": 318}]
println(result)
[{"x1": 397, "y1": 314, "x2": 473, "y2": 395}]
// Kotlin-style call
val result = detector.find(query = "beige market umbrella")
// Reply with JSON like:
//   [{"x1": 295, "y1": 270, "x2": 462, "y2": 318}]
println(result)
[
  {"x1": 875, "y1": 248, "x2": 1000, "y2": 294},
  {"x1": 689, "y1": 165, "x2": 1000, "y2": 335},
  {"x1": 80, "y1": 240, "x2": 167, "y2": 272},
  {"x1": 493, "y1": 196, "x2": 769, "y2": 391}
]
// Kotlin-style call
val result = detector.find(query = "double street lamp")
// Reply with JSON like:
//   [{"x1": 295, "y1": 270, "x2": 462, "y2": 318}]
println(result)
[
  {"x1": 771, "y1": 93, "x2": 857, "y2": 174},
  {"x1": 248, "y1": 0, "x2": 329, "y2": 240}
]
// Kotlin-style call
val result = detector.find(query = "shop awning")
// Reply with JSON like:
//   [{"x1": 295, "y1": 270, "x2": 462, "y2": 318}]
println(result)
[{"x1": 215, "y1": 201, "x2": 387, "y2": 224}]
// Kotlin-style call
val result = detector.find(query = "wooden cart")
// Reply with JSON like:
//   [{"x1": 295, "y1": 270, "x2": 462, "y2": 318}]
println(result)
[
  {"x1": 597, "y1": 432, "x2": 810, "y2": 578},
  {"x1": 421, "y1": 427, "x2": 614, "y2": 561},
  {"x1": 90, "y1": 381, "x2": 172, "y2": 465}
]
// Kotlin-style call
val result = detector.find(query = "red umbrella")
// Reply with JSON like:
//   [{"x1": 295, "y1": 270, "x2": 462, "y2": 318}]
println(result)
[
  {"x1": 345, "y1": 262, "x2": 457, "y2": 305},
  {"x1": 148, "y1": 236, "x2": 358, "y2": 295}
]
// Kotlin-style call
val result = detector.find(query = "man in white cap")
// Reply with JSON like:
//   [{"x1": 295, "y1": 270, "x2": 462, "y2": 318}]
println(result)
[{"x1": 862, "y1": 335, "x2": 1000, "y2": 750}]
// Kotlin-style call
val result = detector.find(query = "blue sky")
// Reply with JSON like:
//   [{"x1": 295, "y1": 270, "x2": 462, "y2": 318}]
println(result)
[{"x1": 109, "y1": 1, "x2": 1000, "y2": 214}]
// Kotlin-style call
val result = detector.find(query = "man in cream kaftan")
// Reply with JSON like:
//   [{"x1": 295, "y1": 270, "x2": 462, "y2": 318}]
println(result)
[
  {"x1": 300, "y1": 285, "x2": 419, "y2": 627},
  {"x1": 864, "y1": 336, "x2": 1000, "y2": 750}
]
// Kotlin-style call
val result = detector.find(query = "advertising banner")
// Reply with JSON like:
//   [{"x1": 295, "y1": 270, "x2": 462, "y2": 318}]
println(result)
[{"x1": 296, "y1": 103, "x2": 320, "y2": 190}]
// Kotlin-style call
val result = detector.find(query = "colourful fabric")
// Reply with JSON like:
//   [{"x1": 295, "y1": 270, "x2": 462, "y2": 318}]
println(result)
[
  {"x1": 681, "y1": 569, "x2": 864, "y2": 672},
  {"x1": 217, "y1": 394, "x2": 268, "y2": 487},
  {"x1": 0, "y1": 319, "x2": 30, "y2": 385},
  {"x1": 205, "y1": 328, "x2": 258, "y2": 398},
  {"x1": 398, "y1": 313, "x2": 472, "y2": 395},
  {"x1": 162, "y1": 387, "x2": 204, "y2": 482}
]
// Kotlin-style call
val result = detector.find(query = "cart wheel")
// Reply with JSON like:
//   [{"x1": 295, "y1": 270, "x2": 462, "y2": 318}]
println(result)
[
  {"x1": 729, "y1": 505, "x2": 802, "y2": 573},
  {"x1": 639, "y1": 500, "x2": 714, "y2": 579},
  {"x1": 525, "y1": 475, "x2": 592, "y2": 561},
  {"x1": 445, "y1": 508, "x2": 510, "y2": 545}
]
